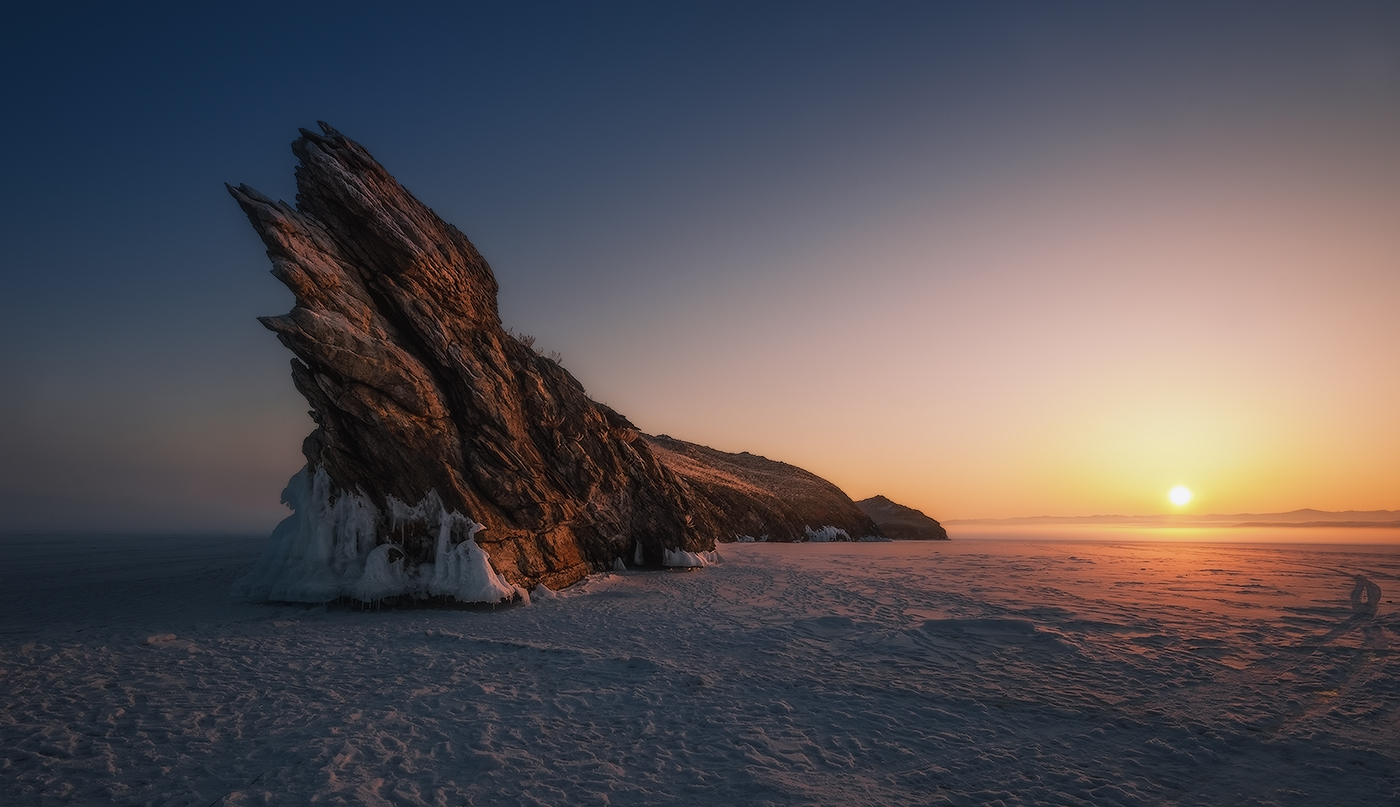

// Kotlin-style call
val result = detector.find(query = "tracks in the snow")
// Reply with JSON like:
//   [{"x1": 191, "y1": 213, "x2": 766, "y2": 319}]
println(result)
[{"x1": 1351, "y1": 574, "x2": 1382, "y2": 613}]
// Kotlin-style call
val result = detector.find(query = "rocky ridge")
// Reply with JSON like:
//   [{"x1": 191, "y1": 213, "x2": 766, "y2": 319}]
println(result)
[
  {"x1": 856, "y1": 495, "x2": 949, "y2": 540},
  {"x1": 646, "y1": 435, "x2": 880, "y2": 542}
]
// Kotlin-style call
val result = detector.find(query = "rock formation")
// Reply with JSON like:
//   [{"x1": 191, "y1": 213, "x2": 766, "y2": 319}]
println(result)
[
  {"x1": 855, "y1": 495, "x2": 949, "y2": 540},
  {"x1": 229, "y1": 123, "x2": 725, "y2": 600},
  {"x1": 646, "y1": 435, "x2": 880, "y2": 542},
  {"x1": 229, "y1": 123, "x2": 900, "y2": 604}
]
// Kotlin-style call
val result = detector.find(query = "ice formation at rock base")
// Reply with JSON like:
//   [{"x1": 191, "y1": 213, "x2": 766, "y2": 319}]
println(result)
[
  {"x1": 228, "y1": 467, "x2": 882, "y2": 602},
  {"x1": 231, "y1": 468, "x2": 526, "y2": 605},
  {"x1": 229, "y1": 467, "x2": 730, "y2": 604}
]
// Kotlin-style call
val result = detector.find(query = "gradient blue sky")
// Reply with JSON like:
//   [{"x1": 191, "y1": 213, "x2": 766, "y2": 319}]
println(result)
[{"x1": 3, "y1": 2, "x2": 1398, "y2": 530}]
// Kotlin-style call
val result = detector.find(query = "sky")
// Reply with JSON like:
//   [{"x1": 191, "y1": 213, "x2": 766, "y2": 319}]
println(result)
[{"x1": 2, "y1": 1, "x2": 1398, "y2": 531}]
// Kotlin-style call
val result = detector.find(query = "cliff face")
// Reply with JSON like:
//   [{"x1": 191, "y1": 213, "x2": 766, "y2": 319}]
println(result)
[
  {"x1": 646, "y1": 435, "x2": 881, "y2": 542},
  {"x1": 855, "y1": 495, "x2": 949, "y2": 540},
  {"x1": 229, "y1": 123, "x2": 716, "y2": 593}
]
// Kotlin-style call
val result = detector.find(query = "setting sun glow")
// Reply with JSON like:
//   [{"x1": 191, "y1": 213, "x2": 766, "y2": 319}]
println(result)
[{"x1": 1169, "y1": 486, "x2": 1193, "y2": 507}]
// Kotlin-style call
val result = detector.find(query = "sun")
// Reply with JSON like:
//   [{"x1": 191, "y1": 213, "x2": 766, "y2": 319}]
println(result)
[{"x1": 1169, "y1": 486, "x2": 1193, "y2": 507}]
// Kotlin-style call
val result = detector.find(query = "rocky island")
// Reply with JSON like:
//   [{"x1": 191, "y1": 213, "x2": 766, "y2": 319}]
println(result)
[{"x1": 229, "y1": 123, "x2": 914, "y2": 605}]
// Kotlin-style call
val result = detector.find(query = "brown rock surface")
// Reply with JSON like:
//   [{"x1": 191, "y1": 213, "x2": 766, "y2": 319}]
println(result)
[
  {"x1": 646, "y1": 435, "x2": 881, "y2": 542},
  {"x1": 229, "y1": 123, "x2": 718, "y2": 591},
  {"x1": 855, "y1": 495, "x2": 949, "y2": 540}
]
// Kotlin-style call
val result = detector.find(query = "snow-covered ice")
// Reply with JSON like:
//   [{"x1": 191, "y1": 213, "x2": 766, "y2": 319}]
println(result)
[{"x1": 2, "y1": 534, "x2": 1397, "y2": 805}]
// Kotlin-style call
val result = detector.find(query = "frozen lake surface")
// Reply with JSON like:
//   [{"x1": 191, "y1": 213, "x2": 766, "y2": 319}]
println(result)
[{"x1": 2, "y1": 534, "x2": 1397, "y2": 805}]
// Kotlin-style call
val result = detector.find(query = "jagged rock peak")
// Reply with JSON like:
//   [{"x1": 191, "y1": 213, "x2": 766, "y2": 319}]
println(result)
[{"x1": 229, "y1": 123, "x2": 717, "y2": 598}]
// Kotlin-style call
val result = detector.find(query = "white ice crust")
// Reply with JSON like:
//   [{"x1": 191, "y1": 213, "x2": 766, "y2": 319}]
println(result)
[
  {"x1": 800, "y1": 525, "x2": 888, "y2": 543},
  {"x1": 804, "y1": 525, "x2": 851, "y2": 542},
  {"x1": 231, "y1": 467, "x2": 525, "y2": 604},
  {"x1": 663, "y1": 547, "x2": 722, "y2": 567}
]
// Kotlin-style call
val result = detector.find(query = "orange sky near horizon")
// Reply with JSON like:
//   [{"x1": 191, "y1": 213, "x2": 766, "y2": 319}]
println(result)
[{"x1": 538, "y1": 131, "x2": 1400, "y2": 521}]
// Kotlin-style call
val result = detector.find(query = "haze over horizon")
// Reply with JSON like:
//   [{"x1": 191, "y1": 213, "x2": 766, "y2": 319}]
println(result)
[
  {"x1": 946, "y1": 507, "x2": 1400, "y2": 523},
  {"x1": 3, "y1": 2, "x2": 1398, "y2": 531}
]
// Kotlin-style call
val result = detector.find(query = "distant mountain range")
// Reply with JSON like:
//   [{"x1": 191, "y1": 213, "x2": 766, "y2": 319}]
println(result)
[{"x1": 945, "y1": 509, "x2": 1400, "y2": 529}]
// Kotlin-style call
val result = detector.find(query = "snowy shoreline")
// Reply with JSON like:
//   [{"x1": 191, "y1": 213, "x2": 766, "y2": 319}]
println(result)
[{"x1": 2, "y1": 535, "x2": 1397, "y2": 805}]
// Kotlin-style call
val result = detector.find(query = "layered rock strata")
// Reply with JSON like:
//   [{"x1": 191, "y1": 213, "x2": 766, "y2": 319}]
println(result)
[{"x1": 229, "y1": 123, "x2": 720, "y2": 599}]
